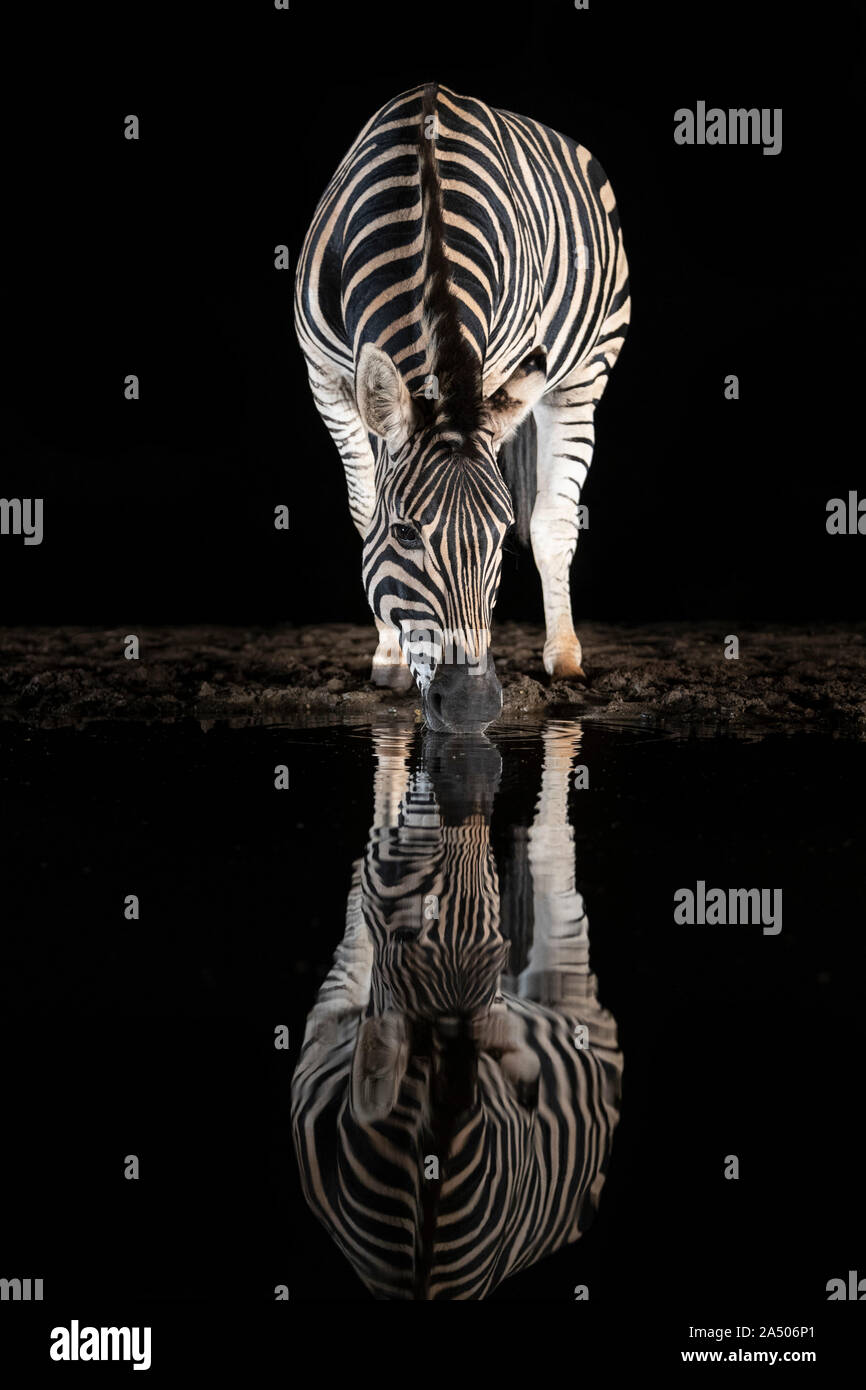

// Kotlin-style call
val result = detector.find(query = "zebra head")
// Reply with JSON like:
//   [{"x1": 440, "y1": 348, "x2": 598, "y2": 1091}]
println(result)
[{"x1": 355, "y1": 342, "x2": 548, "y2": 732}]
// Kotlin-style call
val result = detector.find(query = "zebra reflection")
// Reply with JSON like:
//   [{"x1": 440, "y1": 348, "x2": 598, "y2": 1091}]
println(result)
[{"x1": 291, "y1": 723, "x2": 622, "y2": 1299}]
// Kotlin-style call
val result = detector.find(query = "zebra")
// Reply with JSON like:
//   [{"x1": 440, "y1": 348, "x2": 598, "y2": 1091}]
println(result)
[
  {"x1": 295, "y1": 83, "x2": 630, "y2": 732},
  {"x1": 290, "y1": 723, "x2": 623, "y2": 1300}
]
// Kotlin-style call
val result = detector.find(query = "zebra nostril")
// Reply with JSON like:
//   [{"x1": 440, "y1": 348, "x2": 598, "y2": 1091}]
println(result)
[
  {"x1": 436, "y1": 1015, "x2": 462, "y2": 1039},
  {"x1": 428, "y1": 688, "x2": 445, "y2": 719}
]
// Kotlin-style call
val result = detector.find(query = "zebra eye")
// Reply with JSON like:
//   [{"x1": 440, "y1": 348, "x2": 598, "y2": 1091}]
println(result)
[
  {"x1": 391, "y1": 522, "x2": 423, "y2": 549},
  {"x1": 391, "y1": 928, "x2": 419, "y2": 944}
]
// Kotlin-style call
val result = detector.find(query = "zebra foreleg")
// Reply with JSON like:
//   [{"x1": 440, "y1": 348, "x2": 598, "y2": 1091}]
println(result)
[
  {"x1": 372, "y1": 619, "x2": 413, "y2": 691},
  {"x1": 530, "y1": 391, "x2": 599, "y2": 680},
  {"x1": 519, "y1": 724, "x2": 593, "y2": 1013},
  {"x1": 518, "y1": 724, "x2": 617, "y2": 1054},
  {"x1": 302, "y1": 353, "x2": 412, "y2": 690}
]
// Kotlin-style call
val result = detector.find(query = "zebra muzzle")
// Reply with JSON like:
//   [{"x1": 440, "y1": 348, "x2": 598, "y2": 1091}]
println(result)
[{"x1": 424, "y1": 660, "x2": 502, "y2": 733}]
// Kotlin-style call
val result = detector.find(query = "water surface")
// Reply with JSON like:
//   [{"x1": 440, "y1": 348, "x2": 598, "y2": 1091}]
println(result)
[{"x1": 1, "y1": 714, "x2": 863, "y2": 1307}]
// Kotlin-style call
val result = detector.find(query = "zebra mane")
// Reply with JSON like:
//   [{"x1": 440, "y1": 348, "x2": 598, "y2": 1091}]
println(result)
[{"x1": 418, "y1": 83, "x2": 485, "y2": 439}]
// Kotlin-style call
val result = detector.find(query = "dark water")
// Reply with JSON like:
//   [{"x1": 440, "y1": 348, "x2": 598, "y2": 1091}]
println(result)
[{"x1": 1, "y1": 714, "x2": 864, "y2": 1330}]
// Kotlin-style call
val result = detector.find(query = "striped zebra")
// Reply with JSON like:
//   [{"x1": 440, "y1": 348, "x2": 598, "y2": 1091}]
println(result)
[
  {"x1": 295, "y1": 83, "x2": 630, "y2": 732},
  {"x1": 290, "y1": 724, "x2": 622, "y2": 1300}
]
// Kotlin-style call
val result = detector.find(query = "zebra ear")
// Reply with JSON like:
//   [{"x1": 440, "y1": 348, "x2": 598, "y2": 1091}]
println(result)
[
  {"x1": 350, "y1": 1011, "x2": 409, "y2": 1122},
  {"x1": 499, "y1": 1046, "x2": 541, "y2": 1110},
  {"x1": 485, "y1": 347, "x2": 548, "y2": 445},
  {"x1": 355, "y1": 344, "x2": 420, "y2": 452},
  {"x1": 480, "y1": 1007, "x2": 541, "y2": 1110}
]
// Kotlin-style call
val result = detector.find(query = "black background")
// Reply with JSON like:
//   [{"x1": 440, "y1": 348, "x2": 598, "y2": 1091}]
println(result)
[{"x1": 1, "y1": 0, "x2": 862, "y2": 625}]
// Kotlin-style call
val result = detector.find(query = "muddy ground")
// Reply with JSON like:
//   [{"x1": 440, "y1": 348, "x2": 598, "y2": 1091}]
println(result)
[{"x1": 1, "y1": 622, "x2": 864, "y2": 733}]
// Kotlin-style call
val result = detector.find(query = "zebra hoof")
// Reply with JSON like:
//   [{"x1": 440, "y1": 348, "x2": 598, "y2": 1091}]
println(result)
[
  {"x1": 371, "y1": 660, "x2": 414, "y2": 692},
  {"x1": 543, "y1": 641, "x2": 586, "y2": 683}
]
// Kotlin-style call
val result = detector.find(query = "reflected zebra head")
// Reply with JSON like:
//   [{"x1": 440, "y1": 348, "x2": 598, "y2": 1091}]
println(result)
[
  {"x1": 358, "y1": 732, "x2": 509, "y2": 1101},
  {"x1": 351, "y1": 737, "x2": 545, "y2": 1133},
  {"x1": 355, "y1": 343, "x2": 548, "y2": 733}
]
